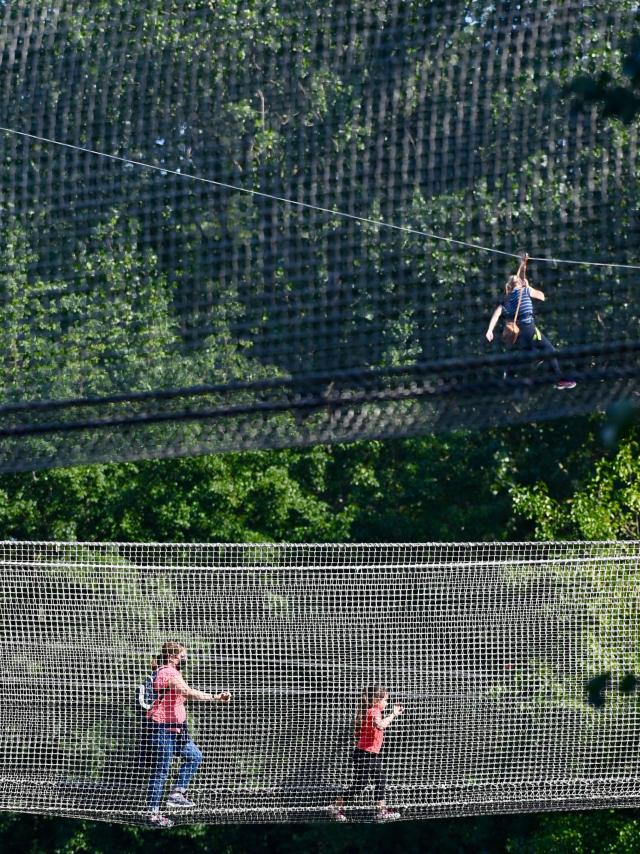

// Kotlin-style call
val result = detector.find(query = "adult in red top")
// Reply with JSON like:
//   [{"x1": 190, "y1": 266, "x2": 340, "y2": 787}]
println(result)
[
  {"x1": 332, "y1": 685, "x2": 405, "y2": 822},
  {"x1": 146, "y1": 641, "x2": 231, "y2": 828},
  {"x1": 148, "y1": 662, "x2": 190, "y2": 726}
]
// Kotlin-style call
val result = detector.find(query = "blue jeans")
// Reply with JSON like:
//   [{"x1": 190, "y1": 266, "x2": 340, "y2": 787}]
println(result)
[{"x1": 147, "y1": 724, "x2": 203, "y2": 810}]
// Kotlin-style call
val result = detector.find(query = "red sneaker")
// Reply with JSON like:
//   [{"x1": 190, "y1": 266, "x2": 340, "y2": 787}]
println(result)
[{"x1": 555, "y1": 380, "x2": 577, "y2": 390}]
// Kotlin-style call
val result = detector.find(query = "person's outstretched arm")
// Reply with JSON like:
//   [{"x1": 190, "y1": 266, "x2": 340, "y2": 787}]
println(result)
[
  {"x1": 529, "y1": 286, "x2": 545, "y2": 300},
  {"x1": 374, "y1": 704, "x2": 405, "y2": 731},
  {"x1": 167, "y1": 675, "x2": 231, "y2": 702},
  {"x1": 485, "y1": 305, "x2": 503, "y2": 341}
]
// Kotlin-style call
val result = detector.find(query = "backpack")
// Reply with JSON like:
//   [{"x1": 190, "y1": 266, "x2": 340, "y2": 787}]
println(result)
[
  {"x1": 137, "y1": 670, "x2": 157, "y2": 712},
  {"x1": 137, "y1": 670, "x2": 158, "y2": 767},
  {"x1": 137, "y1": 664, "x2": 173, "y2": 713}
]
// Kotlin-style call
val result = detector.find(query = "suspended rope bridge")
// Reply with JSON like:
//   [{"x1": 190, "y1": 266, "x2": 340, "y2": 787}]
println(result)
[{"x1": 0, "y1": 541, "x2": 638, "y2": 826}]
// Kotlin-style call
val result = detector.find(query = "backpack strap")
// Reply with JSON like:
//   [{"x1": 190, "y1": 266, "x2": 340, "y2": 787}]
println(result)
[
  {"x1": 153, "y1": 664, "x2": 171, "y2": 700},
  {"x1": 143, "y1": 665, "x2": 171, "y2": 714},
  {"x1": 513, "y1": 282, "x2": 525, "y2": 324},
  {"x1": 512, "y1": 253, "x2": 529, "y2": 325}
]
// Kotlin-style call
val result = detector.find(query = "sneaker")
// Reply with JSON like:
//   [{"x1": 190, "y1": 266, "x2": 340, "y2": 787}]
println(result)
[
  {"x1": 555, "y1": 380, "x2": 577, "y2": 390},
  {"x1": 166, "y1": 790, "x2": 196, "y2": 808},
  {"x1": 148, "y1": 812, "x2": 174, "y2": 828},
  {"x1": 329, "y1": 806, "x2": 347, "y2": 822},
  {"x1": 376, "y1": 808, "x2": 401, "y2": 822}
]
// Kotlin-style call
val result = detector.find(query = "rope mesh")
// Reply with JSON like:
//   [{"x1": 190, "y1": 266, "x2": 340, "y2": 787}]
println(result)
[
  {"x1": 0, "y1": 540, "x2": 639, "y2": 825},
  {"x1": 0, "y1": 1, "x2": 639, "y2": 471}
]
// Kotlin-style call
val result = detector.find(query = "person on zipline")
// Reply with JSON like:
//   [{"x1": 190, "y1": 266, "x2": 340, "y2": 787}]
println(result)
[
  {"x1": 331, "y1": 685, "x2": 404, "y2": 823},
  {"x1": 485, "y1": 254, "x2": 576, "y2": 390},
  {"x1": 146, "y1": 641, "x2": 231, "y2": 828}
]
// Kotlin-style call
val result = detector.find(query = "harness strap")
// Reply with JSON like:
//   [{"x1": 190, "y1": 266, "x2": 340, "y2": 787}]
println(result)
[
  {"x1": 146, "y1": 665, "x2": 172, "y2": 716},
  {"x1": 512, "y1": 253, "x2": 529, "y2": 326}
]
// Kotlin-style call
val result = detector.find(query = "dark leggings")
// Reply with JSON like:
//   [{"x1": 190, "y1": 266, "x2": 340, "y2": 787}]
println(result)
[
  {"x1": 343, "y1": 748, "x2": 386, "y2": 803},
  {"x1": 516, "y1": 321, "x2": 561, "y2": 376}
]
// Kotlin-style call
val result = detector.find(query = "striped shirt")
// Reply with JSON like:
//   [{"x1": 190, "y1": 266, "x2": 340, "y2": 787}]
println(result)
[{"x1": 503, "y1": 286, "x2": 533, "y2": 324}]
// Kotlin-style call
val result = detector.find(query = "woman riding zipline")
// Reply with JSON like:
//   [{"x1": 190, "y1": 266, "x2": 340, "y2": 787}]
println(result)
[{"x1": 485, "y1": 254, "x2": 576, "y2": 390}]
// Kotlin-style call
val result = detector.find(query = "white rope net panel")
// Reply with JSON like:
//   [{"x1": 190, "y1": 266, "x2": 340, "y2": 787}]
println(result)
[{"x1": 0, "y1": 540, "x2": 639, "y2": 826}]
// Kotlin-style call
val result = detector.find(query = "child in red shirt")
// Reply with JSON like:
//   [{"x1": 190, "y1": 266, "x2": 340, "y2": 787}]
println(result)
[{"x1": 332, "y1": 685, "x2": 404, "y2": 822}]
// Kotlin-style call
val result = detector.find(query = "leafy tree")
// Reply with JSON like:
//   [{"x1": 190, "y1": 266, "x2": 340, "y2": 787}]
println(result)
[
  {"x1": 568, "y1": 36, "x2": 640, "y2": 124},
  {"x1": 506, "y1": 810, "x2": 640, "y2": 854},
  {"x1": 511, "y1": 431, "x2": 640, "y2": 540},
  {"x1": 0, "y1": 419, "x2": 600, "y2": 545}
]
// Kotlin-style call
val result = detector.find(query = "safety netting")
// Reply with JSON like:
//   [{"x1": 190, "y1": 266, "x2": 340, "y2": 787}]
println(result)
[
  {"x1": 0, "y1": 540, "x2": 639, "y2": 826},
  {"x1": 0, "y1": 1, "x2": 639, "y2": 471}
]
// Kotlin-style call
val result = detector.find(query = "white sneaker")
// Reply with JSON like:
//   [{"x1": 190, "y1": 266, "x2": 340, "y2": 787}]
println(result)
[
  {"x1": 148, "y1": 811, "x2": 174, "y2": 828},
  {"x1": 166, "y1": 790, "x2": 196, "y2": 808},
  {"x1": 376, "y1": 808, "x2": 401, "y2": 822},
  {"x1": 329, "y1": 806, "x2": 347, "y2": 822}
]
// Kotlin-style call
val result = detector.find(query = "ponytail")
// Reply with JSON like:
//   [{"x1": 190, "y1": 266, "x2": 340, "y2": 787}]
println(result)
[{"x1": 504, "y1": 274, "x2": 520, "y2": 295}]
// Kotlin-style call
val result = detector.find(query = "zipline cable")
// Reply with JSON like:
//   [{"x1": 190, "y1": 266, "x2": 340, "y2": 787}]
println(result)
[{"x1": 2, "y1": 126, "x2": 640, "y2": 271}]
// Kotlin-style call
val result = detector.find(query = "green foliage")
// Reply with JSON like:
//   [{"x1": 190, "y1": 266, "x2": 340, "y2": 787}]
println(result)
[
  {"x1": 0, "y1": 422, "x2": 577, "y2": 544},
  {"x1": 568, "y1": 32, "x2": 640, "y2": 124},
  {"x1": 507, "y1": 810, "x2": 640, "y2": 854},
  {"x1": 511, "y1": 432, "x2": 640, "y2": 540},
  {"x1": 0, "y1": 810, "x2": 538, "y2": 853},
  {"x1": 508, "y1": 428, "x2": 640, "y2": 731},
  {"x1": 0, "y1": 449, "x2": 350, "y2": 542}
]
